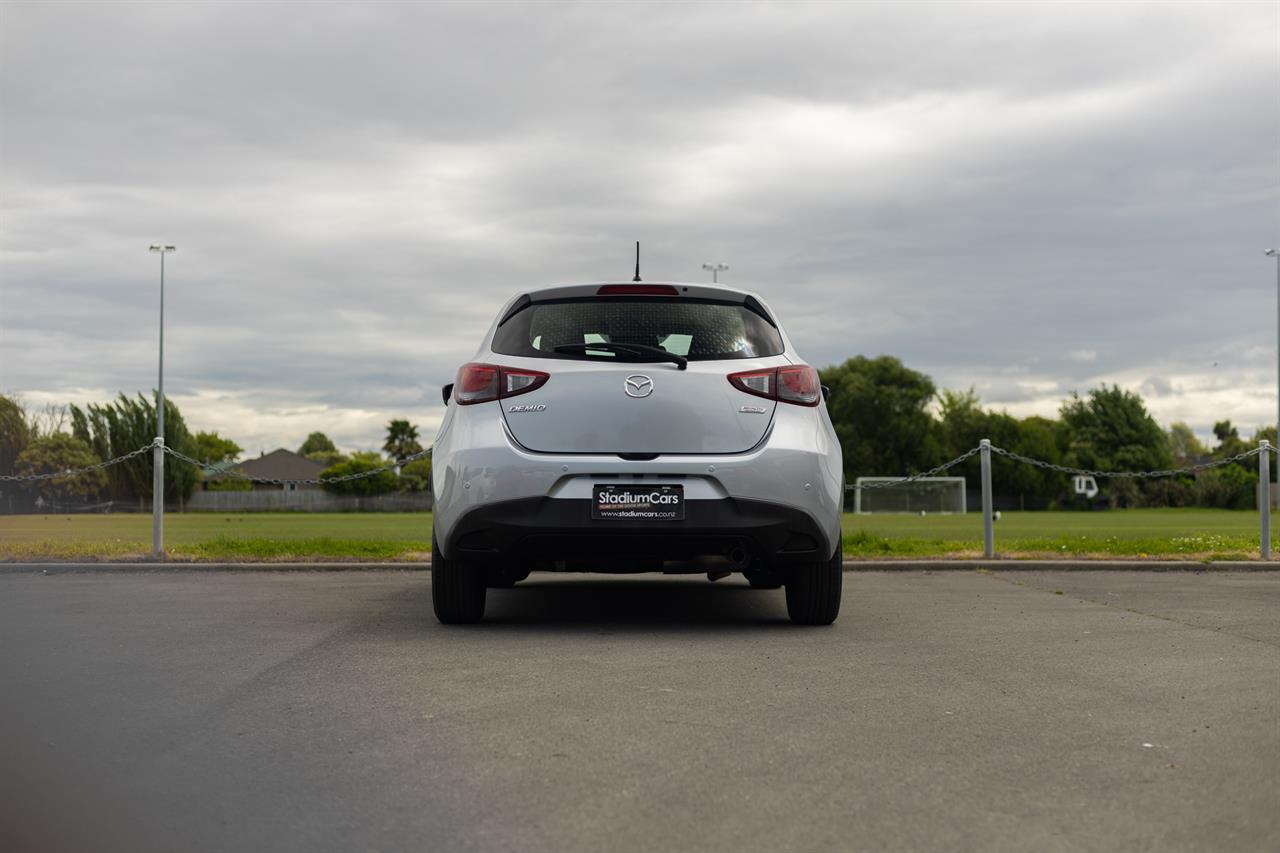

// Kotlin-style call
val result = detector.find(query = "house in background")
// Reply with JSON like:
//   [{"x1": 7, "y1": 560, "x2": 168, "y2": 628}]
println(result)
[{"x1": 206, "y1": 449, "x2": 325, "y2": 492}]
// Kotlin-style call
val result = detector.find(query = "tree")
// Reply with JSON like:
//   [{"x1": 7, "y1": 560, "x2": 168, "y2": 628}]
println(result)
[
  {"x1": 383, "y1": 419, "x2": 423, "y2": 462},
  {"x1": 1205, "y1": 418, "x2": 1259, "y2": 485},
  {"x1": 819, "y1": 356, "x2": 943, "y2": 484},
  {"x1": 192, "y1": 431, "x2": 242, "y2": 464},
  {"x1": 1195, "y1": 465, "x2": 1257, "y2": 509},
  {"x1": 27, "y1": 402, "x2": 70, "y2": 438},
  {"x1": 0, "y1": 394, "x2": 31, "y2": 474},
  {"x1": 318, "y1": 451, "x2": 397, "y2": 496},
  {"x1": 1060, "y1": 386, "x2": 1171, "y2": 507},
  {"x1": 70, "y1": 393, "x2": 200, "y2": 503},
  {"x1": 305, "y1": 450, "x2": 347, "y2": 468},
  {"x1": 1060, "y1": 386, "x2": 1172, "y2": 473},
  {"x1": 299, "y1": 432, "x2": 337, "y2": 458},
  {"x1": 1168, "y1": 422, "x2": 1209, "y2": 463},
  {"x1": 16, "y1": 433, "x2": 107, "y2": 501},
  {"x1": 936, "y1": 389, "x2": 1065, "y2": 504},
  {"x1": 1213, "y1": 420, "x2": 1242, "y2": 447}
]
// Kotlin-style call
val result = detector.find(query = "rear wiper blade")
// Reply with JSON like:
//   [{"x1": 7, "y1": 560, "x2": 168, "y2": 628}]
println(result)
[{"x1": 553, "y1": 342, "x2": 688, "y2": 370}]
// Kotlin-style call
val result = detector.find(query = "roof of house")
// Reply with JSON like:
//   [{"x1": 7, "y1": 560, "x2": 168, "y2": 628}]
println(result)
[{"x1": 221, "y1": 449, "x2": 326, "y2": 481}]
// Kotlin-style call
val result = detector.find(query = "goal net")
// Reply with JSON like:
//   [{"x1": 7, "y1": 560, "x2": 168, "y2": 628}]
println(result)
[{"x1": 852, "y1": 477, "x2": 966, "y2": 514}]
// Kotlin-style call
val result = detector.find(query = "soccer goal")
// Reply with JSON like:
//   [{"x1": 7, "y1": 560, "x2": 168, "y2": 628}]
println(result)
[{"x1": 853, "y1": 477, "x2": 967, "y2": 514}]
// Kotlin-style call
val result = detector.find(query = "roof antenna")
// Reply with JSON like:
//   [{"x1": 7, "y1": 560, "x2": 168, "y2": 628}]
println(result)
[{"x1": 633, "y1": 241, "x2": 642, "y2": 282}]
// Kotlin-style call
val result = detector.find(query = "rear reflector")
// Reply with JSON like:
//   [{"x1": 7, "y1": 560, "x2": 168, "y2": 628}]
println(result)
[
  {"x1": 596, "y1": 284, "x2": 680, "y2": 296},
  {"x1": 454, "y1": 363, "x2": 550, "y2": 405},
  {"x1": 727, "y1": 365, "x2": 821, "y2": 407}
]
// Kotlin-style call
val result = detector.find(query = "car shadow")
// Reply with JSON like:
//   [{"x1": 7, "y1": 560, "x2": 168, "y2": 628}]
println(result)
[{"x1": 464, "y1": 575, "x2": 795, "y2": 631}]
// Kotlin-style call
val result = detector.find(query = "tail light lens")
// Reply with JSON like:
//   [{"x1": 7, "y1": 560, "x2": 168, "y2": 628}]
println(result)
[
  {"x1": 454, "y1": 363, "x2": 549, "y2": 405},
  {"x1": 777, "y1": 365, "x2": 821, "y2": 406},
  {"x1": 727, "y1": 365, "x2": 821, "y2": 407},
  {"x1": 727, "y1": 368, "x2": 775, "y2": 400}
]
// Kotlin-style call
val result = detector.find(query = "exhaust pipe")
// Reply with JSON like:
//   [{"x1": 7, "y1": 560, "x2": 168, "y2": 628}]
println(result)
[{"x1": 726, "y1": 545, "x2": 751, "y2": 571}]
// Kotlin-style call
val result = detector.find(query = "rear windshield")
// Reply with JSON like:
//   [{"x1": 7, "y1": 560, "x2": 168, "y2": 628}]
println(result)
[{"x1": 491, "y1": 298, "x2": 785, "y2": 361}]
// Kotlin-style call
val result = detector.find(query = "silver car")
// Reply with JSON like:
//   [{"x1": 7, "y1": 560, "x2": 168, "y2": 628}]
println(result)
[{"x1": 430, "y1": 282, "x2": 844, "y2": 625}]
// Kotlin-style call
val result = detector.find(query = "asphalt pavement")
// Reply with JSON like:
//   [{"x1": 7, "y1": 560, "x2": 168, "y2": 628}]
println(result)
[{"x1": 1, "y1": 569, "x2": 1277, "y2": 853}]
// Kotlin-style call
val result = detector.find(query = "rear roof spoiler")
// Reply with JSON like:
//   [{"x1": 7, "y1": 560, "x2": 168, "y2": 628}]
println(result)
[
  {"x1": 497, "y1": 293, "x2": 531, "y2": 327},
  {"x1": 498, "y1": 284, "x2": 776, "y2": 328},
  {"x1": 743, "y1": 295, "x2": 776, "y2": 327}
]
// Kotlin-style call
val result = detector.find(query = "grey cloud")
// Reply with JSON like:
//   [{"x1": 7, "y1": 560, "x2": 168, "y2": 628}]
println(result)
[
  {"x1": 1141, "y1": 376, "x2": 1178, "y2": 397},
  {"x1": 2, "y1": 1, "x2": 1277, "y2": 452}
]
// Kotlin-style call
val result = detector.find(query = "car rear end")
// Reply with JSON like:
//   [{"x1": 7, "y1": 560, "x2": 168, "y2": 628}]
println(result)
[{"x1": 430, "y1": 282, "x2": 844, "y2": 624}]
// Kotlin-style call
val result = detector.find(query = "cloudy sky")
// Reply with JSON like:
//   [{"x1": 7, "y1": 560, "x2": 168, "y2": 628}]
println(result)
[{"x1": 1, "y1": 0, "x2": 1276, "y2": 456}]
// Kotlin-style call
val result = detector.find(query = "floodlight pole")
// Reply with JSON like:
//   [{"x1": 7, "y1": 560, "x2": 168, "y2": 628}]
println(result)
[
  {"x1": 149, "y1": 244, "x2": 175, "y2": 559},
  {"x1": 701, "y1": 263, "x2": 728, "y2": 283},
  {"x1": 1268, "y1": 249, "x2": 1280, "y2": 509}
]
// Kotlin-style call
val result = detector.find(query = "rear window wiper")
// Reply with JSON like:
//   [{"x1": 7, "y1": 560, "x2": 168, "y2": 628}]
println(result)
[{"x1": 553, "y1": 342, "x2": 688, "y2": 370}]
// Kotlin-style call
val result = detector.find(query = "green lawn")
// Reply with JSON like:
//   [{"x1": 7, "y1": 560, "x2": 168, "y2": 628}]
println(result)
[
  {"x1": 0, "y1": 509, "x2": 1272, "y2": 562},
  {"x1": 0, "y1": 513, "x2": 432, "y2": 561},
  {"x1": 843, "y1": 508, "x2": 1274, "y2": 560}
]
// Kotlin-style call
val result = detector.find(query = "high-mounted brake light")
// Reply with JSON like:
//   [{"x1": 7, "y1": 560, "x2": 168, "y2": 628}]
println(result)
[
  {"x1": 727, "y1": 365, "x2": 821, "y2": 407},
  {"x1": 596, "y1": 284, "x2": 680, "y2": 296},
  {"x1": 454, "y1": 363, "x2": 550, "y2": 405}
]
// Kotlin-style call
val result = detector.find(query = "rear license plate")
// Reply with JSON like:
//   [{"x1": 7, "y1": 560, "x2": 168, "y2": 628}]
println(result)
[{"x1": 592, "y1": 484, "x2": 684, "y2": 521}]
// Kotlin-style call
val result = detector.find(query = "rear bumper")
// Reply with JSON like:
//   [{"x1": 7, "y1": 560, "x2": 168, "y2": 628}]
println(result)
[{"x1": 445, "y1": 496, "x2": 831, "y2": 568}]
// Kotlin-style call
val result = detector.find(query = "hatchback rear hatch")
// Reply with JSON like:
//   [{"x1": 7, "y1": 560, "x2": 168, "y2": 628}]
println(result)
[{"x1": 491, "y1": 286, "x2": 786, "y2": 454}]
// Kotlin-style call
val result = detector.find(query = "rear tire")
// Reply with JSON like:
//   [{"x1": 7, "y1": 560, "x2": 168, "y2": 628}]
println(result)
[
  {"x1": 784, "y1": 536, "x2": 842, "y2": 625},
  {"x1": 432, "y1": 531, "x2": 486, "y2": 624}
]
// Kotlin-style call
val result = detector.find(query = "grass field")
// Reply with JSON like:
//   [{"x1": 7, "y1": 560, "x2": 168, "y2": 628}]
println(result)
[
  {"x1": 0, "y1": 508, "x2": 1274, "y2": 561},
  {"x1": 841, "y1": 508, "x2": 1273, "y2": 560}
]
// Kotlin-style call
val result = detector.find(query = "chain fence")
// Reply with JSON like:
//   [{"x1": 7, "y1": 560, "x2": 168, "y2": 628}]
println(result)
[
  {"x1": 0, "y1": 440, "x2": 158, "y2": 482},
  {"x1": 840, "y1": 443, "x2": 1267, "y2": 490},
  {"x1": 987, "y1": 444, "x2": 1266, "y2": 480},
  {"x1": 843, "y1": 445, "x2": 984, "y2": 491},
  {"x1": 0, "y1": 439, "x2": 431, "y2": 485},
  {"x1": 160, "y1": 443, "x2": 433, "y2": 486},
  {"x1": 2, "y1": 435, "x2": 1273, "y2": 557}
]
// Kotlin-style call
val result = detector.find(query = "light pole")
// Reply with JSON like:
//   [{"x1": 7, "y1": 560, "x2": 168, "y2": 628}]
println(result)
[
  {"x1": 149, "y1": 244, "x2": 175, "y2": 557},
  {"x1": 1268, "y1": 249, "x2": 1280, "y2": 509},
  {"x1": 702, "y1": 262, "x2": 728, "y2": 283}
]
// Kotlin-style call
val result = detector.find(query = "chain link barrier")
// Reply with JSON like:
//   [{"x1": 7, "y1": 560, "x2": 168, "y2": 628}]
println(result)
[
  {"x1": 844, "y1": 445, "x2": 984, "y2": 490},
  {"x1": 842, "y1": 443, "x2": 1266, "y2": 490},
  {"x1": 0, "y1": 439, "x2": 160, "y2": 482},
  {"x1": 987, "y1": 444, "x2": 1265, "y2": 480},
  {"x1": 161, "y1": 443, "x2": 433, "y2": 485}
]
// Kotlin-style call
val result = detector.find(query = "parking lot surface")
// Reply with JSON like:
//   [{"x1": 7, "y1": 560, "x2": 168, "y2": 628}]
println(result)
[{"x1": 1, "y1": 569, "x2": 1277, "y2": 853}]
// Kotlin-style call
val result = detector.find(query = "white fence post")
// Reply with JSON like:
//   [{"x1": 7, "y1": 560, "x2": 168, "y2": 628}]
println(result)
[
  {"x1": 1261, "y1": 440, "x2": 1271, "y2": 560},
  {"x1": 980, "y1": 439, "x2": 994, "y2": 559}
]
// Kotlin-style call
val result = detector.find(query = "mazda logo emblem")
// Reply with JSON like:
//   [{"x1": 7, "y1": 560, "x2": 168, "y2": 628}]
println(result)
[{"x1": 624, "y1": 375, "x2": 654, "y2": 398}]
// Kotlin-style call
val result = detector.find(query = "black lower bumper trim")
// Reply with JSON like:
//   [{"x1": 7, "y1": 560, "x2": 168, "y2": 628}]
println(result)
[{"x1": 445, "y1": 496, "x2": 830, "y2": 567}]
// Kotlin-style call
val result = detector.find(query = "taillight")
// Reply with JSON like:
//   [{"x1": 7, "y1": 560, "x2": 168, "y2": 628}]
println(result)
[
  {"x1": 728, "y1": 368, "x2": 775, "y2": 400},
  {"x1": 454, "y1": 363, "x2": 549, "y2": 405},
  {"x1": 727, "y1": 365, "x2": 821, "y2": 407},
  {"x1": 777, "y1": 365, "x2": 821, "y2": 406}
]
